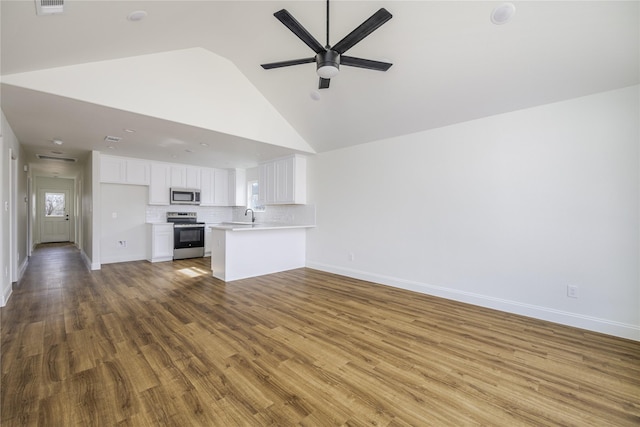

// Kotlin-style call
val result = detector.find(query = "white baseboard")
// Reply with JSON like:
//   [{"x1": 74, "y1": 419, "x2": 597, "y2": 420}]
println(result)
[
  {"x1": 306, "y1": 261, "x2": 640, "y2": 342},
  {"x1": 100, "y1": 254, "x2": 147, "y2": 265},
  {"x1": 18, "y1": 257, "x2": 28, "y2": 282},
  {"x1": 81, "y1": 250, "x2": 101, "y2": 271},
  {"x1": 0, "y1": 284, "x2": 12, "y2": 307}
]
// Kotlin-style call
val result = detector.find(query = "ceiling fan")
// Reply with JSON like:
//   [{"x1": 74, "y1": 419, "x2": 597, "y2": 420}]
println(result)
[{"x1": 261, "y1": 0, "x2": 393, "y2": 89}]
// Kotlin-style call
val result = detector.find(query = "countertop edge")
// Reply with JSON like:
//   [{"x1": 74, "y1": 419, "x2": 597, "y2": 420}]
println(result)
[{"x1": 210, "y1": 224, "x2": 316, "y2": 232}]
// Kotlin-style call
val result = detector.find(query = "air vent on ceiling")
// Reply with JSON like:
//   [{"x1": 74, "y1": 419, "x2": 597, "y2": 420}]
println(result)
[
  {"x1": 35, "y1": 0, "x2": 64, "y2": 15},
  {"x1": 104, "y1": 136, "x2": 122, "y2": 143},
  {"x1": 36, "y1": 154, "x2": 77, "y2": 162}
]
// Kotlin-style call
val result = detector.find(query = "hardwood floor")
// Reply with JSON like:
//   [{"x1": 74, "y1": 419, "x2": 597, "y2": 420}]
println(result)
[{"x1": 2, "y1": 244, "x2": 639, "y2": 426}]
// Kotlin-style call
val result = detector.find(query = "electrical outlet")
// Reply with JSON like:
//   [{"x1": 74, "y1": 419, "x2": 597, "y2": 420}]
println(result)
[{"x1": 567, "y1": 285, "x2": 579, "y2": 298}]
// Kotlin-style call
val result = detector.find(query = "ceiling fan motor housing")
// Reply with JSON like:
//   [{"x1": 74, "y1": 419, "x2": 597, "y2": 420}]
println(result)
[{"x1": 316, "y1": 50, "x2": 340, "y2": 76}]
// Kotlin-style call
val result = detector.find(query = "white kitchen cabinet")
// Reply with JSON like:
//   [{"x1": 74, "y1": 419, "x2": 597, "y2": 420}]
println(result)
[
  {"x1": 147, "y1": 223, "x2": 174, "y2": 262},
  {"x1": 170, "y1": 166, "x2": 186, "y2": 188},
  {"x1": 204, "y1": 224, "x2": 214, "y2": 256},
  {"x1": 200, "y1": 168, "x2": 229, "y2": 206},
  {"x1": 149, "y1": 163, "x2": 171, "y2": 205},
  {"x1": 258, "y1": 161, "x2": 275, "y2": 205},
  {"x1": 170, "y1": 165, "x2": 201, "y2": 189},
  {"x1": 228, "y1": 169, "x2": 247, "y2": 207},
  {"x1": 259, "y1": 155, "x2": 306, "y2": 205},
  {"x1": 213, "y1": 169, "x2": 229, "y2": 206},
  {"x1": 100, "y1": 155, "x2": 150, "y2": 186}
]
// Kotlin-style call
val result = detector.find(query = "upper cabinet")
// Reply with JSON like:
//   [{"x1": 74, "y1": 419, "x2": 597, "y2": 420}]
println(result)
[
  {"x1": 101, "y1": 154, "x2": 245, "y2": 207},
  {"x1": 170, "y1": 165, "x2": 201, "y2": 189},
  {"x1": 200, "y1": 168, "x2": 229, "y2": 206},
  {"x1": 228, "y1": 169, "x2": 247, "y2": 207},
  {"x1": 148, "y1": 163, "x2": 171, "y2": 205},
  {"x1": 259, "y1": 155, "x2": 307, "y2": 205},
  {"x1": 100, "y1": 155, "x2": 150, "y2": 186}
]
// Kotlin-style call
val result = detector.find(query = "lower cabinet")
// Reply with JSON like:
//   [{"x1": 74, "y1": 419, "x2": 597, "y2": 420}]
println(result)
[
  {"x1": 147, "y1": 223, "x2": 174, "y2": 262},
  {"x1": 204, "y1": 225, "x2": 214, "y2": 256}
]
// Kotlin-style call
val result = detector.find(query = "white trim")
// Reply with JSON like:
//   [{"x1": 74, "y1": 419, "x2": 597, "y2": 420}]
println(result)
[
  {"x1": 0, "y1": 286, "x2": 12, "y2": 307},
  {"x1": 18, "y1": 257, "x2": 28, "y2": 282},
  {"x1": 100, "y1": 254, "x2": 146, "y2": 265},
  {"x1": 80, "y1": 248, "x2": 100, "y2": 271},
  {"x1": 306, "y1": 261, "x2": 640, "y2": 342}
]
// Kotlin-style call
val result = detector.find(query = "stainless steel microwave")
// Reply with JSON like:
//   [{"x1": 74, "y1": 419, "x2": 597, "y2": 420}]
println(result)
[{"x1": 170, "y1": 188, "x2": 201, "y2": 205}]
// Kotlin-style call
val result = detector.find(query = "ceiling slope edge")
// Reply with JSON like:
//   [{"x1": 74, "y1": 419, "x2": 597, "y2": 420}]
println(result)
[{"x1": 1, "y1": 47, "x2": 316, "y2": 154}]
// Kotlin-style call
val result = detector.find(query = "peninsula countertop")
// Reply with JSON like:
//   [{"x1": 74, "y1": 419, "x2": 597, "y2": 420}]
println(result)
[{"x1": 210, "y1": 222, "x2": 315, "y2": 232}]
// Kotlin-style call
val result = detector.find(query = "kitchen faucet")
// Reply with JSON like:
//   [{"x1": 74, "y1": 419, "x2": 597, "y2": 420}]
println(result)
[{"x1": 244, "y1": 208, "x2": 256, "y2": 223}]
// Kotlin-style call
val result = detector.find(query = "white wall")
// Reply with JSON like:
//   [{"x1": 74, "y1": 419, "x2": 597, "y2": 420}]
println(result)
[
  {"x1": 307, "y1": 85, "x2": 639, "y2": 340},
  {"x1": 100, "y1": 184, "x2": 148, "y2": 264},
  {"x1": 0, "y1": 111, "x2": 27, "y2": 306}
]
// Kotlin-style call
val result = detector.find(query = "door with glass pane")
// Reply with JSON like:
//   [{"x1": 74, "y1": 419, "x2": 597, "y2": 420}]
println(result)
[{"x1": 40, "y1": 190, "x2": 70, "y2": 243}]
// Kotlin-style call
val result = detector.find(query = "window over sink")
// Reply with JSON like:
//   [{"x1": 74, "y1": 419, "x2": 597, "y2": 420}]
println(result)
[{"x1": 246, "y1": 180, "x2": 265, "y2": 212}]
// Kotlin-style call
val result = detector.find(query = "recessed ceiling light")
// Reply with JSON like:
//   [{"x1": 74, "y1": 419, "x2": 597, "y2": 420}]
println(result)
[
  {"x1": 491, "y1": 3, "x2": 516, "y2": 25},
  {"x1": 123, "y1": 128, "x2": 136, "y2": 133},
  {"x1": 127, "y1": 10, "x2": 147, "y2": 22},
  {"x1": 200, "y1": 143, "x2": 209, "y2": 147},
  {"x1": 52, "y1": 139, "x2": 64, "y2": 145}
]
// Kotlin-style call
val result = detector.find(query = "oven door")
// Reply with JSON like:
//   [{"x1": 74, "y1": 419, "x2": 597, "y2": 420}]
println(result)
[{"x1": 173, "y1": 225, "x2": 205, "y2": 259}]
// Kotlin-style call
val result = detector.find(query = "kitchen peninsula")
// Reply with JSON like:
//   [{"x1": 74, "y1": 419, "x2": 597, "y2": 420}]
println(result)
[{"x1": 210, "y1": 223, "x2": 315, "y2": 282}]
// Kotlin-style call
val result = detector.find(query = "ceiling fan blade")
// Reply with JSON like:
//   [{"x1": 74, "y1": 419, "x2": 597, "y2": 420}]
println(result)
[
  {"x1": 319, "y1": 77, "x2": 331, "y2": 89},
  {"x1": 274, "y1": 9, "x2": 325, "y2": 54},
  {"x1": 332, "y1": 8, "x2": 392, "y2": 54},
  {"x1": 341, "y1": 56, "x2": 392, "y2": 71},
  {"x1": 261, "y1": 57, "x2": 316, "y2": 69}
]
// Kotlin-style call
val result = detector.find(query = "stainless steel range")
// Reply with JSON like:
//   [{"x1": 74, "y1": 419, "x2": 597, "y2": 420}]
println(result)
[{"x1": 166, "y1": 212, "x2": 205, "y2": 260}]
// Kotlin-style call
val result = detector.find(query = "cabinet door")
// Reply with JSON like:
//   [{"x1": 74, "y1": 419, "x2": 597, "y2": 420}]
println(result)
[
  {"x1": 275, "y1": 157, "x2": 294, "y2": 203},
  {"x1": 186, "y1": 167, "x2": 201, "y2": 189},
  {"x1": 100, "y1": 156, "x2": 126, "y2": 183},
  {"x1": 204, "y1": 226, "x2": 212, "y2": 256},
  {"x1": 170, "y1": 166, "x2": 186, "y2": 188},
  {"x1": 149, "y1": 163, "x2": 171, "y2": 205},
  {"x1": 213, "y1": 169, "x2": 229, "y2": 206},
  {"x1": 153, "y1": 225, "x2": 174, "y2": 258},
  {"x1": 260, "y1": 162, "x2": 276, "y2": 204},
  {"x1": 200, "y1": 168, "x2": 214, "y2": 205},
  {"x1": 228, "y1": 169, "x2": 247, "y2": 207},
  {"x1": 125, "y1": 158, "x2": 150, "y2": 185}
]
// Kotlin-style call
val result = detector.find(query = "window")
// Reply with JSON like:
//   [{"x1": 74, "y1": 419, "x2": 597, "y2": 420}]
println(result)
[
  {"x1": 246, "y1": 180, "x2": 265, "y2": 212},
  {"x1": 44, "y1": 192, "x2": 65, "y2": 217}
]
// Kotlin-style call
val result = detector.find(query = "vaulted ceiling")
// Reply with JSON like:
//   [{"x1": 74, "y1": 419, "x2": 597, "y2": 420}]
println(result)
[{"x1": 1, "y1": 1, "x2": 638, "y2": 177}]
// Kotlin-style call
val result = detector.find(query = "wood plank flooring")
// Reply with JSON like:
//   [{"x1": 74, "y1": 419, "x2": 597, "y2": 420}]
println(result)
[{"x1": 2, "y1": 243, "x2": 639, "y2": 426}]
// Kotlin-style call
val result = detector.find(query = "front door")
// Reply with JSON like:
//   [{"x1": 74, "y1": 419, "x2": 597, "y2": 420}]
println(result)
[{"x1": 40, "y1": 190, "x2": 70, "y2": 243}]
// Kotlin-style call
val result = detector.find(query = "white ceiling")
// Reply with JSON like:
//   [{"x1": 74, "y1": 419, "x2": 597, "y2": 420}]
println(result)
[{"x1": 1, "y1": 1, "x2": 638, "y2": 178}]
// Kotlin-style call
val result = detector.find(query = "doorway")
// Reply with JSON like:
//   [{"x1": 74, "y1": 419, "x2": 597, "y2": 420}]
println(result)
[{"x1": 39, "y1": 189, "x2": 71, "y2": 243}]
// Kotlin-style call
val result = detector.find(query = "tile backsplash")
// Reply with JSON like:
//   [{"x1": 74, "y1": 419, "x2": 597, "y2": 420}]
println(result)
[
  {"x1": 232, "y1": 204, "x2": 316, "y2": 225},
  {"x1": 146, "y1": 204, "x2": 315, "y2": 225}
]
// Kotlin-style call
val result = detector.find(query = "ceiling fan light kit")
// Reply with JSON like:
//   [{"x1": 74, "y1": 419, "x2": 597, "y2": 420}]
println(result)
[
  {"x1": 316, "y1": 51, "x2": 340, "y2": 78},
  {"x1": 261, "y1": 0, "x2": 393, "y2": 89}
]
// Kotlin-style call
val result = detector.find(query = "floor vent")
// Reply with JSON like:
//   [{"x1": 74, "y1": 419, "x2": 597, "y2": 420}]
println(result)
[
  {"x1": 36, "y1": 154, "x2": 77, "y2": 162},
  {"x1": 35, "y1": 0, "x2": 64, "y2": 16}
]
